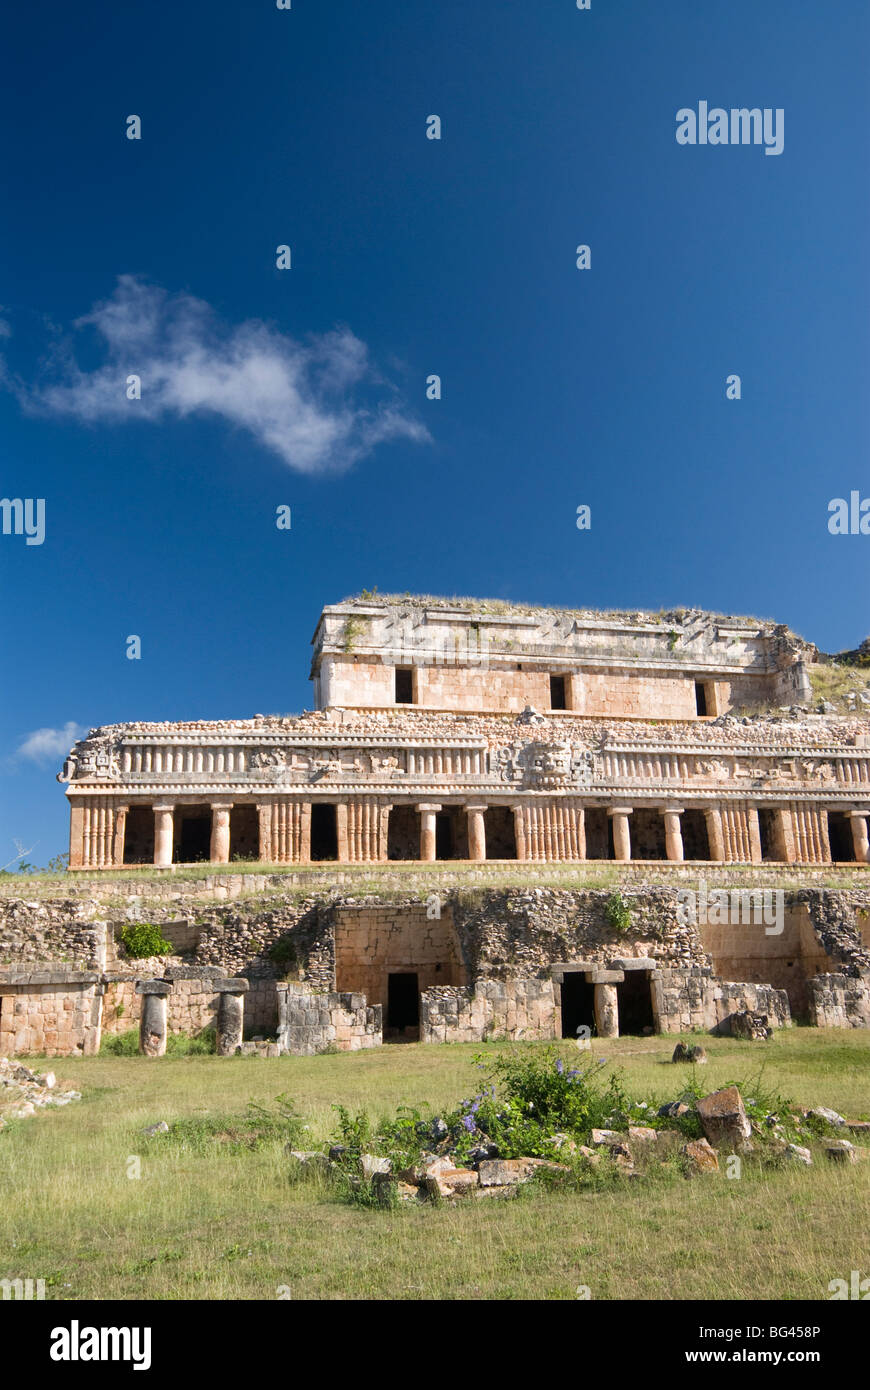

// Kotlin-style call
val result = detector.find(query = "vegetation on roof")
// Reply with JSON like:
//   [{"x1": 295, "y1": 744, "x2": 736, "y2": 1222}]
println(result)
[{"x1": 340, "y1": 590, "x2": 782, "y2": 630}]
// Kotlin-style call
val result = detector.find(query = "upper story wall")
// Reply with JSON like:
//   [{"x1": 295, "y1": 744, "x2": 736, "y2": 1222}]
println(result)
[{"x1": 310, "y1": 598, "x2": 814, "y2": 717}]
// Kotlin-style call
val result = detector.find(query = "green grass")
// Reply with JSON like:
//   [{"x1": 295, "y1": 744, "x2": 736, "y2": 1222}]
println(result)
[
  {"x1": 810, "y1": 661, "x2": 870, "y2": 711},
  {"x1": 1, "y1": 1030, "x2": 868, "y2": 1301}
]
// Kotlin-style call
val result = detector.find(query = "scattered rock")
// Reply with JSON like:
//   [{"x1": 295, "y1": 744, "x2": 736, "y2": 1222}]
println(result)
[
  {"x1": 784, "y1": 1144, "x2": 812, "y2": 1166},
  {"x1": 824, "y1": 1140, "x2": 857, "y2": 1165},
  {"x1": 478, "y1": 1157, "x2": 565, "y2": 1187},
  {"x1": 288, "y1": 1149, "x2": 329, "y2": 1173},
  {"x1": 730, "y1": 1010, "x2": 773, "y2": 1040},
  {"x1": 807, "y1": 1107, "x2": 846, "y2": 1128},
  {"x1": 142, "y1": 1121, "x2": 169, "y2": 1137},
  {"x1": 658, "y1": 1100, "x2": 690, "y2": 1119},
  {"x1": 628, "y1": 1126, "x2": 658, "y2": 1145},
  {"x1": 360, "y1": 1153, "x2": 391, "y2": 1181},
  {"x1": 682, "y1": 1138, "x2": 720, "y2": 1174},
  {"x1": 696, "y1": 1086, "x2": 752, "y2": 1150},
  {"x1": 423, "y1": 1167, "x2": 479, "y2": 1199},
  {"x1": 590, "y1": 1129, "x2": 619, "y2": 1146},
  {"x1": 0, "y1": 1055, "x2": 81, "y2": 1129}
]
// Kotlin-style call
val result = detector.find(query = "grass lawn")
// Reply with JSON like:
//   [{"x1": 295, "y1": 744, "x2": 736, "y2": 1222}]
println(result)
[{"x1": 1, "y1": 1029, "x2": 868, "y2": 1301}]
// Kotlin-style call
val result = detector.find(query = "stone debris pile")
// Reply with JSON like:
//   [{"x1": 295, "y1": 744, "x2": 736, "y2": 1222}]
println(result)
[
  {"x1": 289, "y1": 1081, "x2": 870, "y2": 1204},
  {"x1": 0, "y1": 1056, "x2": 81, "y2": 1129}
]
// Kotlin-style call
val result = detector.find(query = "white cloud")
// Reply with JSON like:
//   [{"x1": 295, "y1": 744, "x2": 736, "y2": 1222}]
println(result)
[
  {"x1": 16, "y1": 722, "x2": 86, "y2": 764},
  {"x1": 8, "y1": 277, "x2": 429, "y2": 473}
]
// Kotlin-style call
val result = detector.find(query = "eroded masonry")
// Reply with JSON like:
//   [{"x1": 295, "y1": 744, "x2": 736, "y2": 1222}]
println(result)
[{"x1": 1, "y1": 595, "x2": 868, "y2": 1057}]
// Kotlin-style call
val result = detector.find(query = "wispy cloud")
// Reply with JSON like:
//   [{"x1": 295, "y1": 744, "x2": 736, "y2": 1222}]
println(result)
[
  {"x1": 15, "y1": 722, "x2": 86, "y2": 764},
  {"x1": 5, "y1": 277, "x2": 429, "y2": 473}
]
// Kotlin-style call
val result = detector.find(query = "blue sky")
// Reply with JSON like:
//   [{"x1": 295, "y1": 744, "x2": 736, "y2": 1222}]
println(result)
[{"x1": 1, "y1": 0, "x2": 868, "y2": 864}]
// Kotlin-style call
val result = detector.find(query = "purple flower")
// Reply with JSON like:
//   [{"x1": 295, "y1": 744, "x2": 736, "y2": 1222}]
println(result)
[
  {"x1": 462, "y1": 1115, "x2": 476, "y2": 1133},
  {"x1": 555, "y1": 1058, "x2": 564, "y2": 1075}
]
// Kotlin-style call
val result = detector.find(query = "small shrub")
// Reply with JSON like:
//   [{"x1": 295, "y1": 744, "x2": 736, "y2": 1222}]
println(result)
[
  {"x1": 100, "y1": 1028, "x2": 140, "y2": 1056},
  {"x1": 605, "y1": 892, "x2": 632, "y2": 935},
  {"x1": 119, "y1": 922, "x2": 173, "y2": 959}
]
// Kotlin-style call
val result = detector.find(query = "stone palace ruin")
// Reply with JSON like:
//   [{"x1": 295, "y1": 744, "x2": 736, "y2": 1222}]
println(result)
[{"x1": 1, "y1": 594, "x2": 868, "y2": 1055}]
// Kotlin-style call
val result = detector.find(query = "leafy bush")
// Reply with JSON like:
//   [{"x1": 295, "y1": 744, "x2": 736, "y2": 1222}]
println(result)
[
  {"x1": 119, "y1": 922, "x2": 174, "y2": 958},
  {"x1": 605, "y1": 892, "x2": 632, "y2": 935},
  {"x1": 446, "y1": 1048, "x2": 631, "y2": 1161}
]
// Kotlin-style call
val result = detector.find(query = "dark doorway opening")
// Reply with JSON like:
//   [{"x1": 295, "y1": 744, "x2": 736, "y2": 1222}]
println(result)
[
  {"x1": 757, "y1": 809, "x2": 779, "y2": 862},
  {"x1": 585, "y1": 808, "x2": 611, "y2": 859},
  {"x1": 387, "y1": 972, "x2": 419, "y2": 1037},
  {"x1": 560, "y1": 973, "x2": 596, "y2": 1040},
  {"x1": 174, "y1": 811, "x2": 211, "y2": 863},
  {"x1": 631, "y1": 808, "x2": 667, "y2": 860},
  {"x1": 484, "y1": 806, "x2": 517, "y2": 859},
  {"x1": 395, "y1": 668, "x2": 414, "y2": 704},
  {"x1": 695, "y1": 681, "x2": 708, "y2": 716},
  {"x1": 123, "y1": 807, "x2": 154, "y2": 864},
  {"x1": 387, "y1": 806, "x2": 419, "y2": 860},
  {"x1": 827, "y1": 812, "x2": 855, "y2": 862},
  {"x1": 550, "y1": 675, "x2": 567, "y2": 711},
  {"x1": 230, "y1": 805, "x2": 259, "y2": 861},
  {"x1": 310, "y1": 804, "x2": 338, "y2": 861},
  {"x1": 436, "y1": 813, "x2": 454, "y2": 859},
  {"x1": 682, "y1": 809, "x2": 710, "y2": 861},
  {"x1": 616, "y1": 972, "x2": 655, "y2": 1035}
]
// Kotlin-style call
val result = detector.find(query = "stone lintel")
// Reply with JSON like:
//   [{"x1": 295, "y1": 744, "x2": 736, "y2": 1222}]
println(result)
[
  {"x1": 551, "y1": 962, "x2": 596, "y2": 979},
  {"x1": 135, "y1": 979, "x2": 173, "y2": 996},
  {"x1": 214, "y1": 977, "x2": 250, "y2": 993},
  {"x1": 1, "y1": 970, "x2": 101, "y2": 987},
  {"x1": 611, "y1": 958, "x2": 656, "y2": 971},
  {"x1": 587, "y1": 969, "x2": 625, "y2": 984}
]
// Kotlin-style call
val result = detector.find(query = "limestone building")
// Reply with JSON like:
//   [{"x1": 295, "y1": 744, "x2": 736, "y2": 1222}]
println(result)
[{"x1": 59, "y1": 595, "x2": 870, "y2": 871}]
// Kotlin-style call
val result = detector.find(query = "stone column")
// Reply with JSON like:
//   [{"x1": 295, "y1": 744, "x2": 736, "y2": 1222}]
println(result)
[
  {"x1": 466, "y1": 804, "x2": 487, "y2": 862},
  {"x1": 747, "y1": 807, "x2": 763, "y2": 864},
  {"x1": 849, "y1": 811, "x2": 870, "y2": 863},
  {"x1": 593, "y1": 983, "x2": 619, "y2": 1038},
  {"x1": 68, "y1": 801, "x2": 86, "y2": 870},
  {"x1": 257, "y1": 803, "x2": 272, "y2": 862},
  {"x1": 210, "y1": 803, "x2": 233, "y2": 864},
  {"x1": 153, "y1": 804, "x2": 175, "y2": 868},
  {"x1": 335, "y1": 802, "x2": 349, "y2": 862},
  {"x1": 136, "y1": 979, "x2": 171, "y2": 1057},
  {"x1": 417, "y1": 804, "x2": 442, "y2": 862},
  {"x1": 112, "y1": 805, "x2": 129, "y2": 867},
  {"x1": 214, "y1": 978, "x2": 249, "y2": 1056},
  {"x1": 608, "y1": 807, "x2": 632, "y2": 862},
  {"x1": 512, "y1": 804, "x2": 526, "y2": 861},
  {"x1": 299, "y1": 802, "x2": 312, "y2": 862},
  {"x1": 663, "y1": 808, "x2": 684, "y2": 862},
  {"x1": 704, "y1": 804, "x2": 725, "y2": 862}
]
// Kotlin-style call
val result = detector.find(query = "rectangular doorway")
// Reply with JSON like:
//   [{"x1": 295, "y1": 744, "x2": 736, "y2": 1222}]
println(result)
[
  {"x1": 560, "y1": 973, "x2": 595, "y2": 1040},
  {"x1": 387, "y1": 972, "x2": 419, "y2": 1038},
  {"x1": 615, "y1": 972, "x2": 655, "y2": 1035},
  {"x1": 310, "y1": 804, "x2": 338, "y2": 860},
  {"x1": 827, "y1": 812, "x2": 855, "y2": 862},
  {"x1": 174, "y1": 810, "x2": 210, "y2": 863}
]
